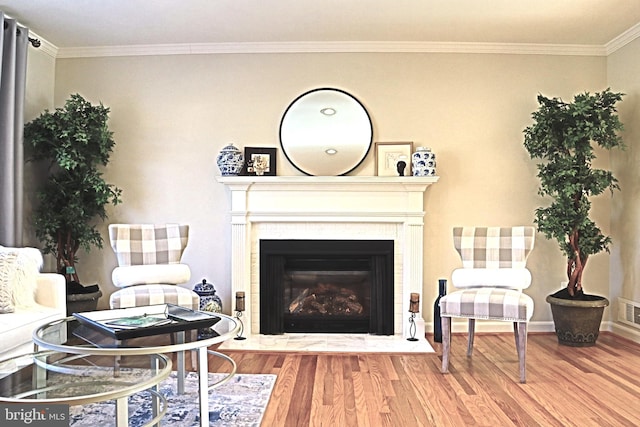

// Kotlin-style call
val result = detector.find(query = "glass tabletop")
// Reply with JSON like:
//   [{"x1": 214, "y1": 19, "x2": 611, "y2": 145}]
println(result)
[
  {"x1": 33, "y1": 311, "x2": 239, "y2": 356},
  {"x1": 0, "y1": 350, "x2": 171, "y2": 405}
]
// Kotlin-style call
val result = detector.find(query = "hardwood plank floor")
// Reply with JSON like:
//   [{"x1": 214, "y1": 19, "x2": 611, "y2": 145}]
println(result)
[{"x1": 208, "y1": 332, "x2": 640, "y2": 426}]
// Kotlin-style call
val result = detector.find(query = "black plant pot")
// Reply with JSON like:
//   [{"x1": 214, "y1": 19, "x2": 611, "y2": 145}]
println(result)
[
  {"x1": 66, "y1": 289, "x2": 102, "y2": 316},
  {"x1": 546, "y1": 289, "x2": 609, "y2": 347}
]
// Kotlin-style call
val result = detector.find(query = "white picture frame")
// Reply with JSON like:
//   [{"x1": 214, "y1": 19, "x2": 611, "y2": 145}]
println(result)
[{"x1": 374, "y1": 141, "x2": 414, "y2": 176}]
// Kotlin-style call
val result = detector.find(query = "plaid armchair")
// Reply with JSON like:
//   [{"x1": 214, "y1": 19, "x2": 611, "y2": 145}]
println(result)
[
  {"x1": 108, "y1": 224, "x2": 198, "y2": 310},
  {"x1": 440, "y1": 226, "x2": 535, "y2": 383}
]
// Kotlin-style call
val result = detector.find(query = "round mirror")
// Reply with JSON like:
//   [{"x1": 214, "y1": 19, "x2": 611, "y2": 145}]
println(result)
[{"x1": 279, "y1": 88, "x2": 373, "y2": 176}]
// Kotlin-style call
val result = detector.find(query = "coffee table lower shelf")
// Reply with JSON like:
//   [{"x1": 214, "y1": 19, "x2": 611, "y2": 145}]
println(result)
[{"x1": 0, "y1": 350, "x2": 171, "y2": 427}]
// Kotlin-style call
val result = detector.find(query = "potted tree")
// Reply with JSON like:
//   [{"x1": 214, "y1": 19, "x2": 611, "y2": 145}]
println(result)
[
  {"x1": 523, "y1": 88, "x2": 624, "y2": 347},
  {"x1": 25, "y1": 94, "x2": 122, "y2": 314}
]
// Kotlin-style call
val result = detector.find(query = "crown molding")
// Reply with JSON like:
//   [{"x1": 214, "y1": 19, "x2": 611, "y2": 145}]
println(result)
[
  {"x1": 28, "y1": 30, "x2": 58, "y2": 59},
  {"x1": 39, "y1": 25, "x2": 640, "y2": 60},
  {"x1": 606, "y1": 22, "x2": 640, "y2": 55},
  {"x1": 56, "y1": 40, "x2": 607, "y2": 59}
]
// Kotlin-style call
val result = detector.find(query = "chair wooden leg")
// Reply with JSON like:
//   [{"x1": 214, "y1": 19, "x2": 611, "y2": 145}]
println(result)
[
  {"x1": 467, "y1": 318, "x2": 476, "y2": 357},
  {"x1": 441, "y1": 316, "x2": 451, "y2": 374},
  {"x1": 513, "y1": 322, "x2": 520, "y2": 357},
  {"x1": 516, "y1": 321, "x2": 528, "y2": 383}
]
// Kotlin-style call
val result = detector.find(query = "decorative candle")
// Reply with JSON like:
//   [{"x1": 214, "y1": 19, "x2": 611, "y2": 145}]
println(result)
[
  {"x1": 235, "y1": 291, "x2": 245, "y2": 312},
  {"x1": 409, "y1": 292, "x2": 420, "y2": 313}
]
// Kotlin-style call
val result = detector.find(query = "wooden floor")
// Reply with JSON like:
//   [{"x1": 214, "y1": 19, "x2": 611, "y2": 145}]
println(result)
[{"x1": 207, "y1": 332, "x2": 640, "y2": 427}]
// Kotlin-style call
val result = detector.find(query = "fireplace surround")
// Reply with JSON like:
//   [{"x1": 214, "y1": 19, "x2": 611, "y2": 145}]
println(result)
[{"x1": 216, "y1": 176, "x2": 438, "y2": 339}]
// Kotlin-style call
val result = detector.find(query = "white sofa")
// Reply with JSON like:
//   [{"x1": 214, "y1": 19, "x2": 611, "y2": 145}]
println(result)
[{"x1": 0, "y1": 246, "x2": 67, "y2": 360}]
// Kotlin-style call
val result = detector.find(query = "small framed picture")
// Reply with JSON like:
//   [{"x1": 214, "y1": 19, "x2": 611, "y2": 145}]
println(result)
[
  {"x1": 243, "y1": 147, "x2": 277, "y2": 176},
  {"x1": 374, "y1": 141, "x2": 413, "y2": 176}
]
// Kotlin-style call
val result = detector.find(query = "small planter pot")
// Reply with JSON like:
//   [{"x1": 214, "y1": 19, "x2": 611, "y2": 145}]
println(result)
[{"x1": 546, "y1": 291, "x2": 609, "y2": 347}]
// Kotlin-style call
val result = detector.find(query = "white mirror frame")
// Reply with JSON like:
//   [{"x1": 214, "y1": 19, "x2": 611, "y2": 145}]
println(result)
[{"x1": 279, "y1": 88, "x2": 373, "y2": 176}]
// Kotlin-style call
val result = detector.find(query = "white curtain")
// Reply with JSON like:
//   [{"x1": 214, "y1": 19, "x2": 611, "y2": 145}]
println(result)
[{"x1": 0, "y1": 12, "x2": 29, "y2": 246}]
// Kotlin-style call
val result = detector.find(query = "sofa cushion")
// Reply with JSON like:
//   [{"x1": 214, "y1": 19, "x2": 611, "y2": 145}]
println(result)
[{"x1": 0, "y1": 304, "x2": 64, "y2": 354}]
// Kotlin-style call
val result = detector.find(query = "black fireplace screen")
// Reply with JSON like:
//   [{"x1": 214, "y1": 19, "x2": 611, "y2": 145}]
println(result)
[{"x1": 260, "y1": 239, "x2": 393, "y2": 335}]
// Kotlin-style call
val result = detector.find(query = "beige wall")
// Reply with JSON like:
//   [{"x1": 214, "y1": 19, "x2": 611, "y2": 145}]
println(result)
[
  {"x1": 23, "y1": 47, "x2": 55, "y2": 251},
  {"x1": 43, "y1": 51, "x2": 612, "y2": 327},
  {"x1": 609, "y1": 38, "x2": 640, "y2": 318}
]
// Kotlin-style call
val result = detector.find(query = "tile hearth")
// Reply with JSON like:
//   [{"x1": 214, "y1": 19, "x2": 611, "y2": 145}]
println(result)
[{"x1": 218, "y1": 333, "x2": 435, "y2": 353}]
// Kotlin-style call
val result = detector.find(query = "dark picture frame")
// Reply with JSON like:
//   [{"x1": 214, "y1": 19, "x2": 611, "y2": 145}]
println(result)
[{"x1": 243, "y1": 147, "x2": 277, "y2": 176}]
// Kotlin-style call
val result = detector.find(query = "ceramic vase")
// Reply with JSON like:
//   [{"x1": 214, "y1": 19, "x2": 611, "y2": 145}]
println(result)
[
  {"x1": 216, "y1": 143, "x2": 244, "y2": 176},
  {"x1": 193, "y1": 279, "x2": 222, "y2": 313},
  {"x1": 412, "y1": 146, "x2": 436, "y2": 176}
]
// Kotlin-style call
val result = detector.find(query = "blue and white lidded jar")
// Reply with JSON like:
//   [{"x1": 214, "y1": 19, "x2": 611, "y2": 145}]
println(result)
[
  {"x1": 412, "y1": 146, "x2": 436, "y2": 176},
  {"x1": 193, "y1": 279, "x2": 223, "y2": 313},
  {"x1": 216, "y1": 143, "x2": 244, "y2": 176}
]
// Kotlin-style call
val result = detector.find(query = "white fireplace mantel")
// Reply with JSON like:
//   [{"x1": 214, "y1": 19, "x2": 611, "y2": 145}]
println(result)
[{"x1": 216, "y1": 175, "x2": 438, "y2": 338}]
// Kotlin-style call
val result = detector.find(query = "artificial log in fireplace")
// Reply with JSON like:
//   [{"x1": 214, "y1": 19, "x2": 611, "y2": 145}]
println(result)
[
  {"x1": 289, "y1": 283, "x2": 364, "y2": 316},
  {"x1": 260, "y1": 239, "x2": 394, "y2": 335}
]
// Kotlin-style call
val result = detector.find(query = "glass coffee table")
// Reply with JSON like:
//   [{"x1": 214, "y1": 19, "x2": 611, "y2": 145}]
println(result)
[
  {"x1": 33, "y1": 312, "x2": 239, "y2": 427},
  {"x1": 0, "y1": 350, "x2": 171, "y2": 427}
]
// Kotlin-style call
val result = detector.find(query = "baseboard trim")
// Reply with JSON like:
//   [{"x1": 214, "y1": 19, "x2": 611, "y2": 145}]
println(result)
[{"x1": 609, "y1": 322, "x2": 640, "y2": 344}]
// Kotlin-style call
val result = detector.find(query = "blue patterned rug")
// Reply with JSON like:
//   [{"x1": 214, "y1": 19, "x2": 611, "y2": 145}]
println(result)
[{"x1": 69, "y1": 372, "x2": 276, "y2": 427}]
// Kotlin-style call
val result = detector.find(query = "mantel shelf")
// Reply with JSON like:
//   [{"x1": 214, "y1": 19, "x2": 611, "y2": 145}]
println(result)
[{"x1": 216, "y1": 175, "x2": 439, "y2": 192}]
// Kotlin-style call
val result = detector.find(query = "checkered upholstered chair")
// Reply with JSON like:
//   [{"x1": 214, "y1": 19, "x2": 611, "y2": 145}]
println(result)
[
  {"x1": 108, "y1": 224, "x2": 199, "y2": 310},
  {"x1": 440, "y1": 226, "x2": 535, "y2": 383}
]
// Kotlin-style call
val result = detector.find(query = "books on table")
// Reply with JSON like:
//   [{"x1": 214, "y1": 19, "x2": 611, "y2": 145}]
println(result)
[{"x1": 72, "y1": 304, "x2": 221, "y2": 339}]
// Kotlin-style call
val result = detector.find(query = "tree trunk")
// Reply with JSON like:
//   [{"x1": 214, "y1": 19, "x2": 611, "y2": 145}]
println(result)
[{"x1": 56, "y1": 229, "x2": 79, "y2": 283}]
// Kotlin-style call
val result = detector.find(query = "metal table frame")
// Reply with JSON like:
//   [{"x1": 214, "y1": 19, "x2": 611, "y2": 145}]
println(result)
[
  {"x1": 0, "y1": 350, "x2": 171, "y2": 427},
  {"x1": 33, "y1": 313, "x2": 239, "y2": 427}
]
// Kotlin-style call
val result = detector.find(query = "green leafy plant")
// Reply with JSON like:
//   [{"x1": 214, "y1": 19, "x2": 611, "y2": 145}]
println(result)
[
  {"x1": 523, "y1": 89, "x2": 624, "y2": 297},
  {"x1": 25, "y1": 94, "x2": 122, "y2": 284}
]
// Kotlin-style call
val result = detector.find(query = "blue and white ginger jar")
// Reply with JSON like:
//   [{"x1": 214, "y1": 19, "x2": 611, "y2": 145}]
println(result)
[
  {"x1": 216, "y1": 143, "x2": 244, "y2": 176},
  {"x1": 412, "y1": 146, "x2": 436, "y2": 176},
  {"x1": 193, "y1": 279, "x2": 223, "y2": 313}
]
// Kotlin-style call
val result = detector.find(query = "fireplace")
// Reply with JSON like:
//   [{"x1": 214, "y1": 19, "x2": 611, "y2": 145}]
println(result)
[
  {"x1": 215, "y1": 176, "x2": 438, "y2": 339},
  {"x1": 259, "y1": 239, "x2": 394, "y2": 334}
]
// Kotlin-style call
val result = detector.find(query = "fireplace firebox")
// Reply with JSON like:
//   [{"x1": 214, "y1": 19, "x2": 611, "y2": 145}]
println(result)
[{"x1": 260, "y1": 239, "x2": 394, "y2": 335}]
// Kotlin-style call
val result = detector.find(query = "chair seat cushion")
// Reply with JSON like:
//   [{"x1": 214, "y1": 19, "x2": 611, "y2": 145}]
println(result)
[
  {"x1": 451, "y1": 268, "x2": 531, "y2": 289},
  {"x1": 439, "y1": 288, "x2": 534, "y2": 322},
  {"x1": 110, "y1": 284, "x2": 199, "y2": 309},
  {"x1": 112, "y1": 264, "x2": 191, "y2": 288}
]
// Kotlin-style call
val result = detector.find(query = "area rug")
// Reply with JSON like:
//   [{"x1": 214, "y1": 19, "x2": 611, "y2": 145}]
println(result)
[{"x1": 69, "y1": 372, "x2": 276, "y2": 427}]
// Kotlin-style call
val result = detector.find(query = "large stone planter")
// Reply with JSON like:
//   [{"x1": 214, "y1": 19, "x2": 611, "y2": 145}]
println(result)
[{"x1": 546, "y1": 291, "x2": 609, "y2": 347}]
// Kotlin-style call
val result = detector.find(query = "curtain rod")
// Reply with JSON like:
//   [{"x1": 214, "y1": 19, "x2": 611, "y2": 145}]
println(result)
[{"x1": 3, "y1": 16, "x2": 41, "y2": 48}]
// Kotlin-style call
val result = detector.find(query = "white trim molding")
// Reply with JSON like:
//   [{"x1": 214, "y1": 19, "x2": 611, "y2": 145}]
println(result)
[
  {"x1": 606, "y1": 22, "x2": 640, "y2": 55},
  {"x1": 216, "y1": 176, "x2": 438, "y2": 339},
  {"x1": 57, "y1": 41, "x2": 608, "y2": 59}
]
